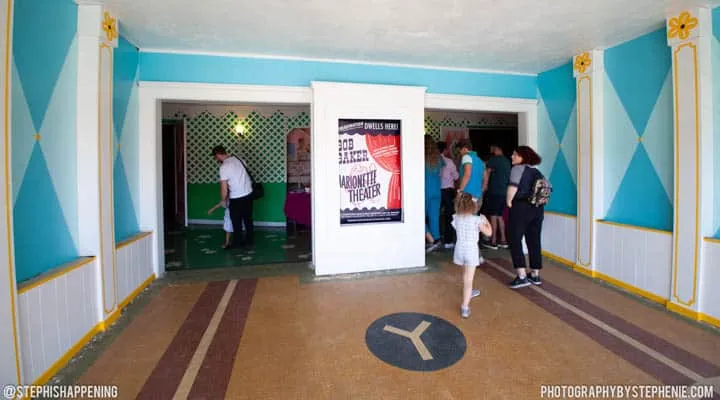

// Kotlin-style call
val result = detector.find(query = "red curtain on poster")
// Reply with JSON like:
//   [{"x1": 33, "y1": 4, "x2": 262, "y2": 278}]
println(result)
[{"x1": 365, "y1": 135, "x2": 402, "y2": 209}]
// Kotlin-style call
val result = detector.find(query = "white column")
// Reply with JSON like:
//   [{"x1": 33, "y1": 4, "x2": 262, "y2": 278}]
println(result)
[
  {"x1": 75, "y1": 1, "x2": 119, "y2": 320},
  {"x1": 666, "y1": 7, "x2": 714, "y2": 313},
  {"x1": 0, "y1": 0, "x2": 23, "y2": 386},
  {"x1": 572, "y1": 50, "x2": 604, "y2": 273}
]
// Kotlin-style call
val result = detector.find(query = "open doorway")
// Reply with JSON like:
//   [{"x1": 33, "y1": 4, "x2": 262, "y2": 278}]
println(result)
[
  {"x1": 424, "y1": 110, "x2": 519, "y2": 249},
  {"x1": 161, "y1": 120, "x2": 186, "y2": 231},
  {"x1": 160, "y1": 102, "x2": 313, "y2": 272}
]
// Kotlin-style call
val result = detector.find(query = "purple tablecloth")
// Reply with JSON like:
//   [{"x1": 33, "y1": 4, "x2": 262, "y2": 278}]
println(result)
[{"x1": 284, "y1": 192, "x2": 311, "y2": 226}]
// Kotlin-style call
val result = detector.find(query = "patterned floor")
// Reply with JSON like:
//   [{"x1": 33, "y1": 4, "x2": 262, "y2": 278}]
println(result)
[
  {"x1": 56, "y1": 252, "x2": 720, "y2": 399},
  {"x1": 164, "y1": 225, "x2": 312, "y2": 271}
]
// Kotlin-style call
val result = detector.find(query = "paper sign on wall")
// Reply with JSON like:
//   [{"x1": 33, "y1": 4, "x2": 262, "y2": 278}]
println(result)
[{"x1": 338, "y1": 119, "x2": 402, "y2": 225}]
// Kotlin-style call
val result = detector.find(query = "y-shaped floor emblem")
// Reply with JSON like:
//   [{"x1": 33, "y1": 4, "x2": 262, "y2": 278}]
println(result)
[{"x1": 383, "y1": 321, "x2": 433, "y2": 360}]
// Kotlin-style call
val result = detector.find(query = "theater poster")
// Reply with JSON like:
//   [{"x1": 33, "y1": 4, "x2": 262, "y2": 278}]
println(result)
[{"x1": 338, "y1": 119, "x2": 402, "y2": 225}]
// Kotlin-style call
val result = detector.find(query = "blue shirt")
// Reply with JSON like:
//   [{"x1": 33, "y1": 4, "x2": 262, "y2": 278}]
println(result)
[
  {"x1": 459, "y1": 151, "x2": 484, "y2": 198},
  {"x1": 425, "y1": 158, "x2": 445, "y2": 199}
]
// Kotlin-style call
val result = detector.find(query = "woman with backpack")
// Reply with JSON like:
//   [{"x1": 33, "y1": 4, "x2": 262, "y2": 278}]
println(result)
[{"x1": 505, "y1": 146, "x2": 551, "y2": 289}]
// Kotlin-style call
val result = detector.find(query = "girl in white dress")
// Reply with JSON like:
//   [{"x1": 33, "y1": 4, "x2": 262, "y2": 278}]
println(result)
[
  {"x1": 208, "y1": 199, "x2": 233, "y2": 248},
  {"x1": 452, "y1": 192, "x2": 492, "y2": 318}
]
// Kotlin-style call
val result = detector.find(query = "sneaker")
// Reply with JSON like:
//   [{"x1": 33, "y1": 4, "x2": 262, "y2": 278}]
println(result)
[
  {"x1": 528, "y1": 274, "x2": 542, "y2": 285},
  {"x1": 509, "y1": 276, "x2": 531, "y2": 289},
  {"x1": 497, "y1": 243, "x2": 509, "y2": 249},
  {"x1": 482, "y1": 242, "x2": 498, "y2": 250},
  {"x1": 471, "y1": 289, "x2": 481, "y2": 298},
  {"x1": 426, "y1": 240, "x2": 441, "y2": 253},
  {"x1": 444, "y1": 243, "x2": 455, "y2": 249},
  {"x1": 461, "y1": 306, "x2": 470, "y2": 318}
]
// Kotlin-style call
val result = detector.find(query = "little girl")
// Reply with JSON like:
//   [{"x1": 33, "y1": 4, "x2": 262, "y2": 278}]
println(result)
[
  {"x1": 207, "y1": 200, "x2": 233, "y2": 248},
  {"x1": 452, "y1": 192, "x2": 493, "y2": 318}
]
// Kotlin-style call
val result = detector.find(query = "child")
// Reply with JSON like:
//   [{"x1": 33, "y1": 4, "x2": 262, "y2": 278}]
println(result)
[
  {"x1": 452, "y1": 192, "x2": 493, "y2": 318},
  {"x1": 208, "y1": 200, "x2": 233, "y2": 248}
]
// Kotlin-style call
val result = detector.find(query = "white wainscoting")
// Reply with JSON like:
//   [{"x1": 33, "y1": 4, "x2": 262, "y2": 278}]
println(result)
[
  {"x1": 595, "y1": 221, "x2": 672, "y2": 301},
  {"x1": 17, "y1": 258, "x2": 100, "y2": 384},
  {"x1": 542, "y1": 212, "x2": 577, "y2": 263},
  {"x1": 115, "y1": 232, "x2": 154, "y2": 305},
  {"x1": 700, "y1": 239, "x2": 720, "y2": 323}
]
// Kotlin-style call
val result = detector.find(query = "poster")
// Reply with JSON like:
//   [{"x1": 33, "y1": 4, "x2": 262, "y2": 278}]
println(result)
[
  {"x1": 338, "y1": 119, "x2": 402, "y2": 225},
  {"x1": 441, "y1": 127, "x2": 469, "y2": 160}
]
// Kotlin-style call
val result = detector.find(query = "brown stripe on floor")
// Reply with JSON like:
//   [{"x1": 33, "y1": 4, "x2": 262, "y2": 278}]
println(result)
[
  {"x1": 75, "y1": 283, "x2": 208, "y2": 398},
  {"x1": 537, "y1": 255, "x2": 720, "y2": 363},
  {"x1": 491, "y1": 258, "x2": 720, "y2": 378},
  {"x1": 136, "y1": 280, "x2": 229, "y2": 400},
  {"x1": 187, "y1": 279, "x2": 257, "y2": 399},
  {"x1": 479, "y1": 262, "x2": 694, "y2": 385}
]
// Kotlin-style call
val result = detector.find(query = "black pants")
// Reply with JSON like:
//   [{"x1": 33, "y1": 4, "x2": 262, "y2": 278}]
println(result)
[
  {"x1": 440, "y1": 188, "x2": 456, "y2": 243},
  {"x1": 229, "y1": 195, "x2": 254, "y2": 246},
  {"x1": 508, "y1": 201, "x2": 543, "y2": 270}
]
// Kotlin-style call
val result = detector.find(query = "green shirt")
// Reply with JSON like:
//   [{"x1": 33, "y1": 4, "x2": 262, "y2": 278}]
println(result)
[{"x1": 486, "y1": 155, "x2": 511, "y2": 195}]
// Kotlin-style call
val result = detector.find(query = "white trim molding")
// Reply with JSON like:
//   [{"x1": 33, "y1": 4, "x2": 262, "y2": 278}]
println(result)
[{"x1": 666, "y1": 7, "x2": 713, "y2": 313}]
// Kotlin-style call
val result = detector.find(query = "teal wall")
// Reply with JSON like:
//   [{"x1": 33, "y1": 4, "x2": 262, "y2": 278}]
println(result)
[
  {"x1": 11, "y1": 0, "x2": 79, "y2": 283},
  {"x1": 603, "y1": 28, "x2": 674, "y2": 232},
  {"x1": 139, "y1": 52, "x2": 538, "y2": 99},
  {"x1": 536, "y1": 62, "x2": 577, "y2": 216},
  {"x1": 713, "y1": 8, "x2": 720, "y2": 238},
  {"x1": 113, "y1": 36, "x2": 141, "y2": 242}
]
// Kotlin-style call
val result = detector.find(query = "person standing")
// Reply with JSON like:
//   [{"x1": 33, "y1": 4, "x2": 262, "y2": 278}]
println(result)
[
  {"x1": 455, "y1": 139, "x2": 485, "y2": 206},
  {"x1": 424, "y1": 135, "x2": 444, "y2": 252},
  {"x1": 212, "y1": 145, "x2": 254, "y2": 248},
  {"x1": 481, "y1": 145, "x2": 511, "y2": 250},
  {"x1": 506, "y1": 146, "x2": 545, "y2": 289},
  {"x1": 438, "y1": 142, "x2": 459, "y2": 248}
]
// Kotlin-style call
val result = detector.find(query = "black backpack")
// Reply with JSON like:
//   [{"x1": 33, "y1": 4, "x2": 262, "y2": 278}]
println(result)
[{"x1": 528, "y1": 169, "x2": 552, "y2": 207}]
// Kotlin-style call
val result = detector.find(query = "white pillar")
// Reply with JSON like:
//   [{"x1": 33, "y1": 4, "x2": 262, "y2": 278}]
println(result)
[
  {"x1": 75, "y1": 1, "x2": 119, "y2": 320},
  {"x1": 666, "y1": 8, "x2": 714, "y2": 314},
  {"x1": 0, "y1": 0, "x2": 24, "y2": 386},
  {"x1": 572, "y1": 50, "x2": 605, "y2": 273}
]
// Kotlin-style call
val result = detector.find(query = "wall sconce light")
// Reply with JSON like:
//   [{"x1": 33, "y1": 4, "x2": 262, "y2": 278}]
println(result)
[{"x1": 234, "y1": 122, "x2": 245, "y2": 136}]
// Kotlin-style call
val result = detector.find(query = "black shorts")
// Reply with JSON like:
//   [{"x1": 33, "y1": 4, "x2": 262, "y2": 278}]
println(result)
[{"x1": 483, "y1": 194, "x2": 506, "y2": 216}]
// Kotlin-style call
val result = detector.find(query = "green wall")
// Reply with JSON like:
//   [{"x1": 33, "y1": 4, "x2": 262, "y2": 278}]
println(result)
[{"x1": 188, "y1": 182, "x2": 287, "y2": 223}]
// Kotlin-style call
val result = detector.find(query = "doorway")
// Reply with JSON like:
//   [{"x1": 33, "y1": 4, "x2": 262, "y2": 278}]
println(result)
[
  {"x1": 161, "y1": 120, "x2": 186, "y2": 231},
  {"x1": 468, "y1": 126, "x2": 518, "y2": 162}
]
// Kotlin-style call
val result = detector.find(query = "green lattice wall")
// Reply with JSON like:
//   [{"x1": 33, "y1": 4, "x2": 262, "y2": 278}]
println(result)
[{"x1": 179, "y1": 108, "x2": 511, "y2": 223}]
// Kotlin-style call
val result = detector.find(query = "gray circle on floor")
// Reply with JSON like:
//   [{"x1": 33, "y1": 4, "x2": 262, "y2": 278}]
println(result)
[{"x1": 366, "y1": 312, "x2": 466, "y2": 371}]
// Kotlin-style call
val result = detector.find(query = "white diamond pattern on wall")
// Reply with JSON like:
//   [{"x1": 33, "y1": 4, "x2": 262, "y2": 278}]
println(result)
[{"x1": 186, "y1": 110, "x2": 309, "y2": 184}]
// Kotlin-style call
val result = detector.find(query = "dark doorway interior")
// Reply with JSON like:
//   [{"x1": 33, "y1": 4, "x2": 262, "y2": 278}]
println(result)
[
  {"x1": 162, "y1": 121, "x2": 186, "y2": 231},
  {"x1": 468, "y1": 126, "x2": 518, "y2": 162}
]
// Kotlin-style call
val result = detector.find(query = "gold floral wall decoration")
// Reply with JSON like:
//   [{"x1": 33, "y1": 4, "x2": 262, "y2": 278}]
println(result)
[
  {"x1": 102, "y1": 11, "x2": 118, "y2": 42},
  {"x1": 574, "y1": 52, "x2": 591, "y2": 74},
  {"x1": 667, "y1": 11, "x2": 698, "y2": 41}
]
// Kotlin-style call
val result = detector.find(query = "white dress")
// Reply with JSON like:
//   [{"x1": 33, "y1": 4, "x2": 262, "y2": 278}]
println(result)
[
  {"x1": 451, "y1": 213, "x2": 487, "y2": 267},
  {"x1": 223, "y1": 207, "x2": 233, "y2": 233}
]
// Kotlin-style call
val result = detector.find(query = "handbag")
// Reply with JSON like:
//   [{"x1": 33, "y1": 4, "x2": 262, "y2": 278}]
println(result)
[{"x1": 236, "y1": 157, "x2": 264, "y2": 200}]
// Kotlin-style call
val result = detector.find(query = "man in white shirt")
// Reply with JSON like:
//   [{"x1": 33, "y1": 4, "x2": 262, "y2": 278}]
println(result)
[
  {"x1": 212, "y1": 145, "x2": 254, "y2": 248},
  {"x1": 438, "y1": 142, "x2": 459, "y2": 247}
]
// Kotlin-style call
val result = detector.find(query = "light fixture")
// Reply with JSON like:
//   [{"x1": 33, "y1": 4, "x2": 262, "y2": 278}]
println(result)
[{"x1": 234, "y1": 122, "x2": 244, "y2": 135}]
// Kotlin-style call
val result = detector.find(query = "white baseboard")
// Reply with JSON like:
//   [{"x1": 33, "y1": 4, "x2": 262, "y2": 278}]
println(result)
[{"x1": 187, "y1": 219, "x2": 287, "y2": 228}]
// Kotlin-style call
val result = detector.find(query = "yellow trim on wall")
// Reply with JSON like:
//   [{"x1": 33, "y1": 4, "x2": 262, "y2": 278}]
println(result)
[
  {"x1": 545, "y1": 211, "x2": 577, "y2": 219},
  {"x1": 671, "y1": 42, "x2": 700, "y2": 308},
  {"x1": 17, "y1": 257, "x2": 96, "y2": 294},
  {"x1": 576, "y1": 75, "x2": 593, "y2": 268},
  {"x1": 115, "y1": 231, "x2": 151, "y2": 250},
  {"x1": 596, "y1": 219, "x2": 672, "y2": 235},
  {"x1": 543, "y1": 250, "x2": 719, "y2": 329},
  {"x1": 704, "y1": 237, "x2": 720, "y2": 244},
  {"x1": 30, "y1": 273, "x2": 156, "y2": 386},
  {"x1": 3, "y1": 0, "x2": 21, "y2": 385}
]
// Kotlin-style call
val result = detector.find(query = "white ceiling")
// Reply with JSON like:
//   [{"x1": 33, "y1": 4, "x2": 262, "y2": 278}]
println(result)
[{"x1": 102, "y1": 0, "x2": 718, "y2": 74}]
